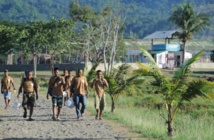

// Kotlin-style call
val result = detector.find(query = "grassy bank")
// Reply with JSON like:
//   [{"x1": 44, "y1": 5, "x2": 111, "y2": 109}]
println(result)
[
  {"x1": 86, "y1": 93, "x2": 214, "y2": 140},
  {"x1": 8, "y1": 71, "x2": 213, "y2": 140}
]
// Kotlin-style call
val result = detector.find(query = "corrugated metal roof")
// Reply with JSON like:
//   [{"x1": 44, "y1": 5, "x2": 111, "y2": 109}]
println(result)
[{"x1": 143, "y1": 30, "x2": 179, "y2": 40}]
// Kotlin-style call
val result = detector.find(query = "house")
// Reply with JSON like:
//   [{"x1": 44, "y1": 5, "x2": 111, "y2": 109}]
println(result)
[{"x1": 143, "y1": 30, "x2": 192, "y2": 68}]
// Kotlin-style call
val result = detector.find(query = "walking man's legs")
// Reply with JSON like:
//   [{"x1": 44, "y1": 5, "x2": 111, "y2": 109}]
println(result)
[
  {"x1": 73, "y1": 94, "x2": 81, "y2": 118},
  {"x1": 4, "y1": 92, "x2": 11, "y2": 109},
  {"x1": 80, "y1": 94, "x2": 86, "y2": 117}
]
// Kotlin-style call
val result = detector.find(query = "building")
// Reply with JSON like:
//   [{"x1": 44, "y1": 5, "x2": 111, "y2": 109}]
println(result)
[{"x1": 143, "y1": 30, "x2": 192, "y2": 68}]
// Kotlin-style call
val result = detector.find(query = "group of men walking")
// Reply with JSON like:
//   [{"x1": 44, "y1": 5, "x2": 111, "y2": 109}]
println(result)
[{"x1": 1, "y1": 68, "x2": 109, "y2": 121}]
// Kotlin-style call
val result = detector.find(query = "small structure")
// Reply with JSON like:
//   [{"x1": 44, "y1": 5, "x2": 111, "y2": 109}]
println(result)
[
  {"x1": 144, "y1": 30, "x2": 192, "y2": 68},
  {"x1": 123, "y1": 49, "x2": 148, "y2": 63}
]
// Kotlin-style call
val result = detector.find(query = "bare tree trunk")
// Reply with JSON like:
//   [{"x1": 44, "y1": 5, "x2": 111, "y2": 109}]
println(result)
[
  {"x1": 109, "y1": 24, "x2": 119, "y2": 73},
  {"x1": 103, "y1": 23, "x2": 111, "y2": 72},
  {"x1": 83, "y1": 24, "x2": 94, "y2": 71},
  {"x1": 182, "y1": 41, "x2": 186, "y2": 64},
  {"x1": 111, "y1": 96, "x2": 116, "y2": 113},
  {"x1": 85, "y1": 40, "x2": 90, "y2": 70},
  {"x1": 33, "y1": 45, "x2": 37, "y2": 77},
  {"x1": 50, "y1": 55, "x2": 54, "y2": 76},
  {"x1": 167, "y1": 104, "x2": 173, "y2": 136}
]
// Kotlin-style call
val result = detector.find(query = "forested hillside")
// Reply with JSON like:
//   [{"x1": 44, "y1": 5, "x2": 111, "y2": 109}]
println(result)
[{"x1": 0, "y1": 0, "x2": 213, "y2": 39}]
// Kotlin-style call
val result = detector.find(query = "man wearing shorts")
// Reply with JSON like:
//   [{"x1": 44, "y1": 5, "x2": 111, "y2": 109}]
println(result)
[
  {"x1": 91, "y1": 70, "x2": 109, "y2": 120},
  {"x1": 1, "y1": 69, "x2": 16, "y2": 109},
  {"x1": 70, "y1": 69, "x2": 88, "y2": 119},
  {"x1": 18, "y1": 71, "x2": 38, "y2": 121},
  {"x1": 47, "y1": 67, "x2": 65, "y2": 121}
]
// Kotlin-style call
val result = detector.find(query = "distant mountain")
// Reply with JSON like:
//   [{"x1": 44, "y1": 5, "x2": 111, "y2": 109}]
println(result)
[
  {"x1": 0, "y1": 0, "x2": 70, "y2": 22},
  {"x1": 0, "y1": 0, "x2": 213, "y2": 39}
]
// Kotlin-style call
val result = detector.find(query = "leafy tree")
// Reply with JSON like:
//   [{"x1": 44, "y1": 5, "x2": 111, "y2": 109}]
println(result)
[
  {"x1": 87, "y1": 63, "x2": 144, "y2": 113},
  {"x1": 169, "y1": 3, "x2": 210, "y2": 63},
  {"x1": 18, "y1": 21, "x2": 50, "y2": 76},
  {"x1": 134, "y1": 48, "x2": 214, "y2": 136},
  {"x1": 69, "y1": 2, "x2": 126, "y2": 72},
  {"x1": 0, "y1": 0, "x2": 214, "y2": 38},
  {"x1": 44, "y1": 18, "x2": 75, "y2": 74},
  {"x1": 0, "y1": 22, "x2": 23, "y2": 64},
  {"x1": 104, "y1": 64, "x2": 144, "y2": 112}
]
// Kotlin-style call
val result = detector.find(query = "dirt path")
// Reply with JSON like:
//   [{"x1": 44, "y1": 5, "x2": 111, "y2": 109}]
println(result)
[{"x1": 0, "y1": 94, "x2": 143, "y2": 140}]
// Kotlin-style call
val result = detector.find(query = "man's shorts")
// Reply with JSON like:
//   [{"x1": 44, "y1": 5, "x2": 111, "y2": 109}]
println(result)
[
  {"x1": 22, "y1": 93, "x2": 35, "y2": 108},
  {"x1": 52, "y1": 95, "x2": 63, "y2": 108},
  {"x1": 94, "y1": 94, "x2": 106, "y2": 111},
  {"x1": 3, "y1": 91, "x2": 12, "y2": 100}
]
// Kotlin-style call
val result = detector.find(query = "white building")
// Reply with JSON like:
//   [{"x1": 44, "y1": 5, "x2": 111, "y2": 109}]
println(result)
[{"x1": 144, "y1": 30, "x2": 192, "y2": 68}]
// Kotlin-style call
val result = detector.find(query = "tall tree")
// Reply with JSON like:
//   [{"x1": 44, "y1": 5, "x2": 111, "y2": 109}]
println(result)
[
  {"x1": 169, "y1": 3, "x2": 209, "y2": 63},
  {"x1": 18, "y1": 21, "x2": 48, "y2": 77},
  {"x1": 0, "y1": 22, "x2": 23, "y2": 64},
  {"x1": 69, "y1": 1, "x2": 126, "y2": 73}
]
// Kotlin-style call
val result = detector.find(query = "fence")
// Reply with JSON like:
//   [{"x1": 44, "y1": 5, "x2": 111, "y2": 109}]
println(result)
[{"x1": 0, "y1": 64, "x2": 85, "y2": 72}]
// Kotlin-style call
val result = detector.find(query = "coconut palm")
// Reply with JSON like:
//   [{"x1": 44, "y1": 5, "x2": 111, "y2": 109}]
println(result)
[
  {"x1": 104, "y1": 64, "x2": 144, "y2": 112},
  {"x1": 169, "y1": 3, "x2": 209, "y2": 64},
  {"x1": 88, "y1": 64, "x2": 144, "y2": 113},
  {"x1": 134, "y1": 48, "x2": 214, "y2": 136}
]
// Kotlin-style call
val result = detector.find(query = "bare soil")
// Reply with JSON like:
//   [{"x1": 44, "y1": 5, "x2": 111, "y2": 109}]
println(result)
[{"x1": 0, "y1": 93, "x2": 145, "y2": 140}]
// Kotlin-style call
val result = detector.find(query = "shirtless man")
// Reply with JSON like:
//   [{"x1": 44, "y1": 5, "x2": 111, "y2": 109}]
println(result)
[
  {"x1": 18, "y1": 71, "x2": 38, "y2": 121},
  {"x1": 1, "y1": 69, "x2": 16, "y2": 109},
  {"x1": 47, "y1": 67, "x2": 65, "y2": 121}
]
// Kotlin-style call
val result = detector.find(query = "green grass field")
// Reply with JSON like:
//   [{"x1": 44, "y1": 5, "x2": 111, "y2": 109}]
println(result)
[
  {"x1": 86, "y1": 69, "x2": 214, "y2": 140},
  {"x1": 125, "y1": 39, "x2": 214, "y2": 50},
  {"x1": 86, "y1": 94, "x2": 214, "y2": 140}
]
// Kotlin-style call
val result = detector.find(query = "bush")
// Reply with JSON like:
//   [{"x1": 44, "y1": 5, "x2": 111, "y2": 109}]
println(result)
[{"x1": 39, "y1": 78, "x2": 49, "y2": 87}]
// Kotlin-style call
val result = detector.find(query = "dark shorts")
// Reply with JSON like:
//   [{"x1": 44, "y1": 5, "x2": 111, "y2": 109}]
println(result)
[
  {"x1": 52, "y1": 95, "x2": 63, "y2": 108},
  {"x1": 22, "y1": 93, "x2": 35, "y2": 108}
]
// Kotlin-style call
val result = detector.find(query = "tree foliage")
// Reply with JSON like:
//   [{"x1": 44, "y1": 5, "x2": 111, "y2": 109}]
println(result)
[
  {"x1": 0, "y1": 0, "x2": 213, "y2": 38},
  {"x1": 69, "y1": 2, "x2": 126, "y2": 72},
  {"x1": 104, "y1": 64, "x2": 145, "y2": 112},
  {"x1": 169, "y1": 2, "x2": 210, "y2": 63},
  {"x1": 134, "y1": 48, "x2": 214, "y2": 136}
]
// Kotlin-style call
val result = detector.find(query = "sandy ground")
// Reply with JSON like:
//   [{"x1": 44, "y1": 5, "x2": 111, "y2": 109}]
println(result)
[{"x1": 0, "y1": 93, "x2": 144, "y2": 140}]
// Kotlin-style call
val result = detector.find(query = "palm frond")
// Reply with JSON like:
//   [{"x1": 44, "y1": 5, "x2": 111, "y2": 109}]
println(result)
[
  {"x1": 104, "y1": 73, "x2": 118, "y2": 94},
  {"x1": 135, "y1": 62, "x2": 169, "y2": 88},
  {"x1": 139, "y1": 47, "x2": 156, "y2": 65},
  {"x1": 182, "y1": 79, "x2": 214, "y2": 101},
  {"x1": 134, "y1": 62, "x2": 151, "y2": 75},
  {"x1": 113, "y1": 75, "x2": 145, "y2": 96},
  {"x1": 135, "y1": 61, "x2": 163, "y2": 78},
  {"x1": 190, "y1": 13, "x2": 210, "y2": 33},
  {"x1": 173, "y1": 49, "x2": 204, "y2": 81}
]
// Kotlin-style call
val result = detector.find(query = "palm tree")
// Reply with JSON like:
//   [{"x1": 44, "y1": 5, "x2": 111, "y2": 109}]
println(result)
[
  {"x1": 134, "y1": 48, "x2": 214, "y2": 136},
  {"x1": 104, "y1": 65, "x2": 144, "y2": 112},
  {"x1": 169, "y1": 3, "x2": 209, "y2": 64}
]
